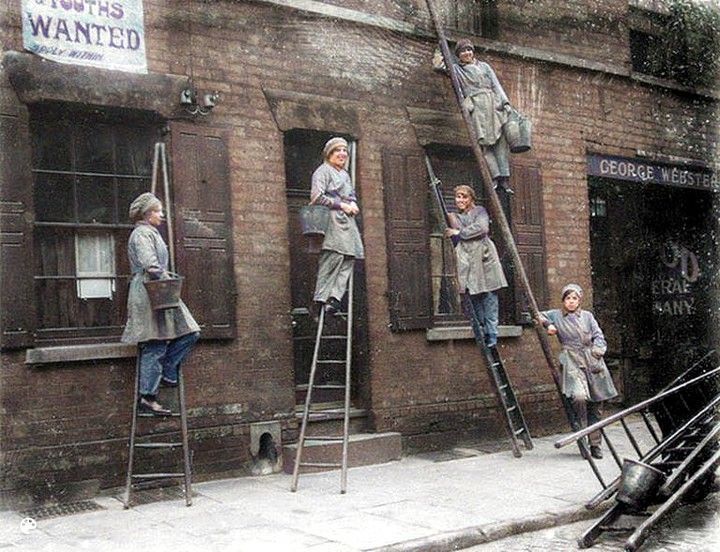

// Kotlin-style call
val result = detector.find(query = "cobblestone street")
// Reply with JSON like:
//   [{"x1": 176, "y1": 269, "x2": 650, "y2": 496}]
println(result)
[{"x1": 465, "y1": 489, "x2": 720, "y2": 551}]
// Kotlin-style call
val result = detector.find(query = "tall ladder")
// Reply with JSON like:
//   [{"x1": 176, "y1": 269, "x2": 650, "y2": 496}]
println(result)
[
  {"x1": 467, "y1": 309, "x2": 533, "y2": 457},
  {"x1": 122, "y1": 352, "x2": 193, "y2": 508},
  {"x1": 291, "y1": 272, "x2": 354, "y2": 493}
]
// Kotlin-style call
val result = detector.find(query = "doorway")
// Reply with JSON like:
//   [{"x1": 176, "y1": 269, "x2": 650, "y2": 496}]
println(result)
[
  {"x1": 283, "y1": 129, "x2": 369, "y2": 408},
  {"x1": 588, "y1": 177, "x2": 716, "y2": 402}
]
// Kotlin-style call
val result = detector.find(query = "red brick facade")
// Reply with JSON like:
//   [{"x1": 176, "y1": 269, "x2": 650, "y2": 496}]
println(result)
[{"x1": 1, "y1": 0, "x2": 717, "y2": 506}]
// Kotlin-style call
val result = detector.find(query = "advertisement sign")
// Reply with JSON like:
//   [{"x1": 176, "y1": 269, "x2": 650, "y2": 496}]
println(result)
[
  {"x1": 22, "y1": 0, "x2": 147, "y2": 74},
  {"x1": 587, "y1": 153, "x2": 718, "y2": 192}
]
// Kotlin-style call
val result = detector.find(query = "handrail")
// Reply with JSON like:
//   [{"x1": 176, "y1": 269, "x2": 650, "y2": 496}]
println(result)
[{"x1": 554, "y1": 365, "x2": 720, "y2": 448}]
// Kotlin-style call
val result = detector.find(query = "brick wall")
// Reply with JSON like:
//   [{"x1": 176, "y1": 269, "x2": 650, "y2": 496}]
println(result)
[{"x1": 1, "y1": 0, "x2": 718, "y2": 505}]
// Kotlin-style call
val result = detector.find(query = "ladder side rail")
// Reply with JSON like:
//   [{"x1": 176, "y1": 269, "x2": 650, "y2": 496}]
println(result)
[
  {"x1": 123, "y1": 351, "x2": 142, "y2": 509},
  {"x1": 178, "y1": 368, "x2": 192, "y2": 506},
  {"x1": 341, "y1": 272, "x2": 354, "y2": 494},
  {"x1": 424, "y1": 0, "x2": 591, "y2": 432},
  {"x1": 624, "y1": 446, "x2": 720, "y2": 552},
  {"x1": 578, "y1": 504, "x2": 624, "y2": 549},
  {"x1": 658, "y1": 421, "x2": 720, "y2": 498},
  {"x1": 554, "y1": 366, "x2": 720, "y2": 449},
  {"x1": 290, "y1": 308, "x2": 327, "y2": 492},
  {"x1": 584, "y1": 393, "x2": 720, "y2": 508}
]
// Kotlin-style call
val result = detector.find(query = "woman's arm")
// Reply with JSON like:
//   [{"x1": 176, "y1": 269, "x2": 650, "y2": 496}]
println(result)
[
  {"x1": 457, "y1": 206, "x2": 490, "y2": 240},
  {"x1": 133, "y1": 232, "x2": 165, "y2": 280},
  {"x1": 588, "y1": 312, "x2": 608, "y2": 357}
]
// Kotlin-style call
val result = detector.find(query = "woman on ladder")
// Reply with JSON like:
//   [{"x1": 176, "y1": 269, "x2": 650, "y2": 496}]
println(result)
[
  {"x1": 310, "y1": 137, "x2": 364, "y2": 317},
  {"x1": 122, "y1": 192, "x2": 200, "y2": 416}
]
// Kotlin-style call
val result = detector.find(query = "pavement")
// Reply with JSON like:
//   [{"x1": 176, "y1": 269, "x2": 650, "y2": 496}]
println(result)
[{"x1": 0, "y1": 421, "x2": 660, "y2": 552}]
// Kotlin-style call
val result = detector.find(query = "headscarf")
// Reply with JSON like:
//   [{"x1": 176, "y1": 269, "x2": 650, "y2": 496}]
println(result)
[
  {"x1": 129, "y1": 192, "x2": 161, "y2": 222},
  {"x1": 561, "y1": 283, "x2": 584, "y2": 300},
  {"x1": 323, "y1": 137, "x2": 348, "y2": 159},
  {"x1": 453, "y1": 184, "x2": 477, "y2": 202}
]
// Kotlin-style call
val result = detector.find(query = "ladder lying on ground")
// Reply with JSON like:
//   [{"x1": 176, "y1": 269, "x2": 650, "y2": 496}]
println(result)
[
  {"x1": 467, "y1": 305, "x2": 533, "y2": 457},
  {"x1": 291, "y1": 272, "x2": 354, "y2": 493},
  {"x1": 123, "y1": 353, "x2": 193, "y2": 508},
  {"x1": 554, "y1": 351, "x2": 720, "y2": 550}
]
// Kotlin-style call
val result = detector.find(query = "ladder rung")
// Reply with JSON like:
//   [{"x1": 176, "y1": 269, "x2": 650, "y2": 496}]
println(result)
[
  {"x1": 491, "y1": 362, "x2": 502, "y2": 368},
  {"x1": 499, "y1": 384, "x2": 508, "y2": 390},
  {"x1": 514, "y1": 428, "x2": 526, "y2": 436},
  {"x1": 314, "y1": 384, "x2": 346, "y2": 389},
  {"x1": 317, "y1": 360, "x2": 346, "y2": 364},
  {"x1": 506, "y1": 406, "x2": 517, "y2": 412},
  {"x1": 322, "y1": 335, "x2": 348, "y2": 340},
  {"x1": 300, "y1": 462, "x2": 342, "y2": 468},
  {"x1": 138, "y1": 413, "x2": 181, "y2": 418},
  {"x1": 135, "y1": 442, "x2": 183, "y2": 449},
  {"x1": 131, "y1": 473, "x2": 185, "y2": 479},
  {"x1": 304, "y1": 436, "x2": 344, "y2": 442}
]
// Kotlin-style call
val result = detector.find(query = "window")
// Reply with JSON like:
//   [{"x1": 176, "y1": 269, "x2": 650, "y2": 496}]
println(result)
[
  {"x1": 440, "y1": 0, "x2": 499, "y2": 38},
  {"x1": 382, "y1": 147, "x2": 546, "y2": 332},
  {"x1": 30, "y1": 104, "x2": 160, "y2": 345}
]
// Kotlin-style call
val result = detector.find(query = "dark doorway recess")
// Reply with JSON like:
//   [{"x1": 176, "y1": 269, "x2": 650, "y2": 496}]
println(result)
[{"x1": 588, "y1": 177, "x2": 716, "y2": 403}]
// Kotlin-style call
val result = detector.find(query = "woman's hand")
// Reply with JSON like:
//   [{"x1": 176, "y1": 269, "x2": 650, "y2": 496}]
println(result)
[
  {"x1": 340, "y1": 202, "x2": 359, "y2": 216},
  {"x1": 444, "y1": 228, "x2": 460, "y2": 239},
  {"x1": 546, "y1": 323, "x2": 558, "y2": 336}
]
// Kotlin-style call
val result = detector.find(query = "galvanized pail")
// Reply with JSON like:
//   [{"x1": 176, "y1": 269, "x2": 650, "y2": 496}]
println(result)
[
  {"x1": 144, "y1": 273, "x2": 183, "y2": 310},
  {"x1": 504, "y1": 110, "x2": 532, "y2": 153},
  {"x1": 299, "y1": 204, "x2": 330, "y2": 237},
  {"x1": 616, "y1": 459, "x2": 666, "y2": 511}
]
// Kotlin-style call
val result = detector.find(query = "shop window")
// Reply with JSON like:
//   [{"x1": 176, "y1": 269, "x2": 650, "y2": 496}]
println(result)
[
  {"x1": 382, "y1": 147, "x2": 545, "y2": 332},
  {"x1": 30, "y1": 104, "x2": 159, "y2": 345}
]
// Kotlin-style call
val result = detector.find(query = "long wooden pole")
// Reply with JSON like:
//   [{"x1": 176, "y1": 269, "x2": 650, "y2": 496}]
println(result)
[{"x1": 424, "y1": 0, "x2": 577, "y2": 431}]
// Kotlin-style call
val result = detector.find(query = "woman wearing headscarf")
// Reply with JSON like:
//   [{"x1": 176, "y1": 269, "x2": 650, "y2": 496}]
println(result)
[
  {"x1": 310, "y1": 137, "x2": 364, "y2": 315},
  {"x1": 538, "y1": 284, "x2": 618, "y2": 459},
  {"x1": 122, "y1": 192, "x2": 200, "y2": 415},
  {"x1": 433, "y1": 39, "x2": 515, "y2": 194}
]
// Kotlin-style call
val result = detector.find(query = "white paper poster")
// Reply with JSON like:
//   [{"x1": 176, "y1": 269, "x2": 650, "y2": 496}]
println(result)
[{"x1": 22, "y1": 0, "x2": 147, "y2": 74}]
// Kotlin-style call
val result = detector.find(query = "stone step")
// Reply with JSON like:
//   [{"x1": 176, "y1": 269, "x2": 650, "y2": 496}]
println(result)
[{"x1": 282, "y1": 432, "x2": 402, "y2": 474}]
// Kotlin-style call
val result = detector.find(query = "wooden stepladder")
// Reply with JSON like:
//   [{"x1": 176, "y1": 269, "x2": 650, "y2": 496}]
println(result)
[
  {"x1": 291, "y1": 272, "x2": 355, "y2": 494},
  {"x1": 123, "y1": 142, "x2": 193, "y2": 508},
  {"x1": 123, "y1": 352, "x2": 193, "y2": 508}
]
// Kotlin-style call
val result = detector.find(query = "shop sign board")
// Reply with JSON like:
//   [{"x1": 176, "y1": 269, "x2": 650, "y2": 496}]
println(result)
[
  {"x1": 587, "y1": 153, "x2": 718, "y2": 192},
  {"x1": 22, "y1": 0, "x2": 147, "y2": 74}
]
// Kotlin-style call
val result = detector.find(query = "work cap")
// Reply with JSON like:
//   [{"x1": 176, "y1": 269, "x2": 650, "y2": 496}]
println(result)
[
  {"x1": 323, "y1": 137, "x2": 348, "y2": 159},
  {"x1": 129, "y1": 192, "x2": 161, "y2": 221},
  {"x1": 561, "y1": 283, "x2": 584, "y2": 300}
]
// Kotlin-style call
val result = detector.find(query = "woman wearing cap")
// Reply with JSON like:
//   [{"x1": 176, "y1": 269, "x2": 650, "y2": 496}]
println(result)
[
  {"x1": 122, "y1": 192, "x2": 200, "y2": 416},
  {"x1": 445, "y1": 185, "x2": 507, "y2": 350},
  {"x1": 538, "y1": 284, "x2": 618, "y2": 459},
  {"x1": 433, "y1": 39, "x2": 514, "y2": 194},
  {"x1": 309, "y1": 137, "x2": 364, "y2": 316}
]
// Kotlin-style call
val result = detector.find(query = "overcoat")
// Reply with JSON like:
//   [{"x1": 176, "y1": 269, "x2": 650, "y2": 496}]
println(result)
[
  {"x1": 310, "y1": 162, "x2": 364, "y2": 259},
  {"x1": 540, "y1": 308, "x2": 618, "y2": 402},
  {"x1": 454, "y1": 206, "x2": 507, "y2": 294},
  {"x1": 121, "y1": 222, "x2": 200, "y2": 344}
]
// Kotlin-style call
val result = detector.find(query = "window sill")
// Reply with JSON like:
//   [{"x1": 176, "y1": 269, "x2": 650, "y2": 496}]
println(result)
[
  {"x1": 426, "y1": 325, "x2": 523, "y2": 342},
  {"x1": 25, "y1": 343, "x2": 136, "y2": 365}
]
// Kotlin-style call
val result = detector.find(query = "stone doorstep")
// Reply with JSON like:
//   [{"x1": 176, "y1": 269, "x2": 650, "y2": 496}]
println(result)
[{"x1": 282, "y1": 432, "x2": 402, "y2": 474}]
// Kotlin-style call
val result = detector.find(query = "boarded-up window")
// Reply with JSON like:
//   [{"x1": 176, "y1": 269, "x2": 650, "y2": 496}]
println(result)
[
  {"x1": 382, "y1": 149, "x2": 432, "y2": 331},
  {"x1": 169, "y1": 123, "x2": 236, "y2": 340}
]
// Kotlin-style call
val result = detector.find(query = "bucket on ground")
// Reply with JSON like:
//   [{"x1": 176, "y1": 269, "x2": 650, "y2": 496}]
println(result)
[
  {"x1": 616, "y1": 458, "x2": 666, "y2": 511},
  {"x1": 299, "y1": 204, "x2": 330, "y2": 237},
  {"x1": 144, "y1": 273, "x2": 184, "y2": 310}
]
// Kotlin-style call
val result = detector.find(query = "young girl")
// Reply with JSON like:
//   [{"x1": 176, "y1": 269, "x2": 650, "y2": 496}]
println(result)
[
  {"x1": 539, "y1": 284, "x2": 618, "y2": 459},
  {"x1": 445, "y1": 185, "x2": 507, "y2": 349}
]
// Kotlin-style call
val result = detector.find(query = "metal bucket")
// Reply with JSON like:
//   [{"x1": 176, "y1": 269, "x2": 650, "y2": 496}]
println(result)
[
  {"x1": 616, "y1": 459, "x2": 666, "y2": 511},
  {"x1": 144, "y1": 274, "x2": 183, "y2": 310},
  {"x1": 299, "y1": 204, "x2": 330, "y2": 237},
  {"x1": 504, "y1": 110, "x2": 532, "y2": 153}
]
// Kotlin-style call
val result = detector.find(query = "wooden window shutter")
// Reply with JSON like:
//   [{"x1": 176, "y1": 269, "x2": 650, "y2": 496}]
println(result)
[
  {"x1": 1, "y1": 110, "x2": 36, "y2": 348},
  {"x1": 382, "y1": 149, "x2": 432, "y2": 331},
  {"x1": 169, "y1": 122, "x2": 236, "y2": 339},
  {"x1": 510, "y1": 159, "x2": 548, "y2": 321}
]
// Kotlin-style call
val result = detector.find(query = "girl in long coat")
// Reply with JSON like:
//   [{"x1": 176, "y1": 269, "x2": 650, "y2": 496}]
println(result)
[
  {"x1": 310, "y1": 137, "x2": 364, "y2": 315},
  {"x1": 539, "y1": 283, "x2": 618, "y2": 459},
  {"x1": 122, "y1": 192, "x2": 200, "y2": 415},
  {"x1": 445, "y1": 185, "x2": 507, "y2": 348}
]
